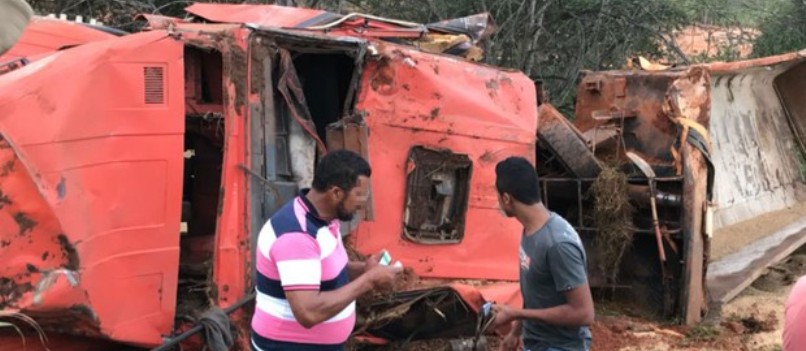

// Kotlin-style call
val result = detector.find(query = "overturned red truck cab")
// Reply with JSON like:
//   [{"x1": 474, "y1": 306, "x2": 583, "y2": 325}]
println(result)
[
  {"x1": 0, "y1": 4, "x2": 535, "y2": 350},
  {"x1": 0, "y1": 3, "x2": 732, "y2": 350}
]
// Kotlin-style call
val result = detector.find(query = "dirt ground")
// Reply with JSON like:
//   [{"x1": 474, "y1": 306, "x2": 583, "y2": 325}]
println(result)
[
  {"x1": 358, "y1": 244, "x2": 806, "y2": 351},
  {"x1": 589, "y1": 245, "x2": 806, "y2": 351}
]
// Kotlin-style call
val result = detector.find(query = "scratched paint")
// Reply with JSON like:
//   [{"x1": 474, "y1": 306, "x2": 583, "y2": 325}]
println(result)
[
  {"x1": 709, "y1": 64, "x2": 806, "y2": 229},
  {"x1": 0, "y1": 31, "x2": 185, "y2": 346}
]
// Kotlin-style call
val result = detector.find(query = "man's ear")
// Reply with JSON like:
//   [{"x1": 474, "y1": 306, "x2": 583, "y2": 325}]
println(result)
[
  {"x1": 328, "y1": 186, "x2": 345, "y2": 202},
  {"x1": 501, "y1": 193, "x2": 512, "y2": 205}
]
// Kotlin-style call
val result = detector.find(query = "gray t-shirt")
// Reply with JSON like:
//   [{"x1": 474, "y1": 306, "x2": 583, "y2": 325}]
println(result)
[{"x1": 519, "y1": 212, "x2": 592, "y2": 351}]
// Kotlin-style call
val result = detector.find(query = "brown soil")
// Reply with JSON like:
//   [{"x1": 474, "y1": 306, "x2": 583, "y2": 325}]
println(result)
[
  {"x1": 587, "y1": 244, "x2": 806, "y2": 351},
  {"x1": 672, "y1": 25, "x2": 759, "y2": 60},
  {"x1": 711, "y1": 202, "x2": 806, "y2": 260}
]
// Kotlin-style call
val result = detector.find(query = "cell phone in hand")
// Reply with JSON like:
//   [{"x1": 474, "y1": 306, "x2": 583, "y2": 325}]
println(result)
[
  {"x1": 379, "y1": 250, "x2": 392, "y2": 265},
  {"x1": 379, "y1": 250, "x2": 403, "y2": 267}
]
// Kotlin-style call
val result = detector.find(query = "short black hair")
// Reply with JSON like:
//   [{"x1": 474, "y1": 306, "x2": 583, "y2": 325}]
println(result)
[
  {"x1": 495, "y1": 157, "x2": 541, "y2": 205},
  {"x1": 312, "y1": 150, "x2": 371, "y2": 192}
]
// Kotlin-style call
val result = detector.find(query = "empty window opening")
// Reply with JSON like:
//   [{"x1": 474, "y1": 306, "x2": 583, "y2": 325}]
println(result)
[
  {"x1": 292, "y1": 52, "x2": 355, "y2": 142},
  {"x1": 272, "y1": 48, "x2": 359, "y2": 191},
  {"x1": 176, "y1": 114, "x2": 224, "y2": 322},
  {"x1": 403, "y1": 147, "x2": 472, "y2": 244},
  {"x1": 185, "y1": 47, "x2": 224, "y2": 114},
  {"x1": 173, "y1": 47, "x2": 226, "y2": 323}
]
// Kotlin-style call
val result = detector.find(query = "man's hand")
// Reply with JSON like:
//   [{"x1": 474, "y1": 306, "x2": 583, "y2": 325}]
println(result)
[
  {"x1": 364, "y1": 264, "x2": 403, "y2": 290},
  {"x1": 499, "y1": 330, "x2": 522, "y2": 351},
  {"x1": 491, "y1": 304, "x2": 519, "y2": 330},
  {"x1": 364, "y1": 252, "x2": 382, "y2": 273},
  {"x1": 285, "y1": 260, "x2": 401, "y2": 328}
]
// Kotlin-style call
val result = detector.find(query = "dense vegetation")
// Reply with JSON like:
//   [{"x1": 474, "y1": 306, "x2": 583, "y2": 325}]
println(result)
[{"x1": 26, "y1": 0, "x2": 806, "y2": 113}]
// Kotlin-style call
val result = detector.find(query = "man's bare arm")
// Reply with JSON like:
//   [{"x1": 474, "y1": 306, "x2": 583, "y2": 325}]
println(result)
[
  {"x1": 347, "y1": 252, "x2": 381, "y2": 280},
  {"x1": 285, "y1": 265, "x2": 401, "y2": 328},
  {"x1": 347, "y1": 261, "x2": 366, "y2": 280}
]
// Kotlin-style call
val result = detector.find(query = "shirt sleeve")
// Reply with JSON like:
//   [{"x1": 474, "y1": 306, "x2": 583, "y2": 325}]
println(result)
[
  {"x1": 547, "y1": 241, "x2": 588, "y2": 292},
  {"x1": 269, "y1": 233, "x2": 322, "y2": 291},
  {"x1": 784, "y1": 276, "x2": 806, "y2": 351}
]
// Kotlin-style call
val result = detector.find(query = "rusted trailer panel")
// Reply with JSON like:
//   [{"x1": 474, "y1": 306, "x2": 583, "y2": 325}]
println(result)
[
  {"x1": 555, "y1": 49, "x2": 806, "y2": 323},
  {"x1": 707, "y1": 51, "x2": 806, "y2": 229},
  {"x1": 537, "y1": 67, "x2": 712, "y2": 323},
  {"x1": 705, "y1": 50, "x2": 806, "y2": 307}
]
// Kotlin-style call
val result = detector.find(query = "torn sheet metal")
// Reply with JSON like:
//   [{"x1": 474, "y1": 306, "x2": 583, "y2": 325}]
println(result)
[
  {"x1": 0, "y1": 31, "x2": 185, "y2": 346},
  {"x1": 352, "y1": 41, "x2": 537, "y2": 281},
  {"x1": 537, "y1": 104, "x2": 602, "y2": 178},
  {"x1": 0, "y1": 17, "x2": 117, "y2": 64},
  {"x1": 426, "y1": 13, "x2": 496, "y2": 43},
  {"x1": 705, "y1": 51, "x2": 806, "y2": 229},
  {"x1": 355, "y1": 285, "x2": 485, "y2": 343},
  {"x1": 136, "y1": 14, "x2": 188, "y2": 30},
  {"x1": 569, "y1": 67, "x2": 712, "y2": 322},
  {"x1": 574, "y1": 68, "x2": 710, "y2": 173},
  {"x1": 184, "y1": 3, "x2": 489, "y2": 60},
  {"x1": 186, "y1": 3, "x2": 331, "y2": 28}
]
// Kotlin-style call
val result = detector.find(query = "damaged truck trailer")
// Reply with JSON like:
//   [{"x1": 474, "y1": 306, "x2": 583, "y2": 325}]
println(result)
[{"x1": 535, "y1": 48, "x2": 806, "y2": 327}]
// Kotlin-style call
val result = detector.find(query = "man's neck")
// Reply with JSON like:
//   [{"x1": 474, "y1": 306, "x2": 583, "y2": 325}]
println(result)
[
  {"x1": 305, "y1": 190, "x2": 336, "y2": 221},
  {"x1": 516, "y1": 203, "x2": 551, "y2": 236}
]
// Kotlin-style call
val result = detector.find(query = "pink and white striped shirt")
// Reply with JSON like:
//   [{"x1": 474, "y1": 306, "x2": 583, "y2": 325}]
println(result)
[
  {"x1": 785, "y1": 276, "x2": 806, "y2": 351},
  {"x1": 251, "y1": 192, "x2": 353, "y2": 350}
]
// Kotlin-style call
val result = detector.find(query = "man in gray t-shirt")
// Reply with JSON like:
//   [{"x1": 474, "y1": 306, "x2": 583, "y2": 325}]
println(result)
[{"x1": 491, "y1": 157, "x2": 594, "y2": 351}]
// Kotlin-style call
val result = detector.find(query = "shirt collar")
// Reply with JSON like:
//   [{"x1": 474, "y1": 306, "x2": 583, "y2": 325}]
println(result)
[{"x1": 298, "y1": 188, "x2": 331, "y2": 225}]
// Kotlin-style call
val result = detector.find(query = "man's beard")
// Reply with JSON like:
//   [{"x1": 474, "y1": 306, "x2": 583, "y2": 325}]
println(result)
[
  {"x1": 499, "y1": 205, "x2": 514, "y2": 218},
  {"x1": 336, "y1": 200, "x2": 356, "y2": 222}
]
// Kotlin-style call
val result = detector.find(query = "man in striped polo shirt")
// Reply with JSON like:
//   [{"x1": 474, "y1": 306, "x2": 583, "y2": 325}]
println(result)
[{"x1": 252, "y1": 150, "x2": 402, "y2": 351}]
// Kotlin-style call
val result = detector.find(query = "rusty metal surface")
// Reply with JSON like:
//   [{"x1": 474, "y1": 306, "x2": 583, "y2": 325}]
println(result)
[
  {"x1": 569, "y1": 66, "x2": 712, "y2": 322},
  {"x1": 680, "y1": 142, "x2": 709, "y2": 324},
  {"x1": 574, "y1": 69, "x2": 710, "y2": 172},
  {"x1": 537, "y1": 104, "x2": 602, "y2": 178},
  {"x1": 705, "y1": 48, "x2": 806, "y2": 72},
  {"x1": 356, "y1": 285, "x2": 485, "y2": 342}
]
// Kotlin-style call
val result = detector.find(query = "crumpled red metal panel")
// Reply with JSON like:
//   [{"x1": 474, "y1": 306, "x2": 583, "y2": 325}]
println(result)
[
  {"x1": 185, "y1": 3, "x2": 329, "y2": 28},
  {"x1": 136, "y1": 14, "x2": 188, "y2": 30},
  {"x1": 0, "y1": 17, "x2": 116, "y2": 63},
  {"x1": 426, "y1": 13, "x2": 496, "y2": 43},
  {"x1": 352, "y1": 42, "x2": 537, "y2": 281},
  {"x1": 184, "y1": 3, "x2": 422, "y2": 38},
  {"x1": 0, "y1": 31, "x2": 185, "y2": 347}
]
